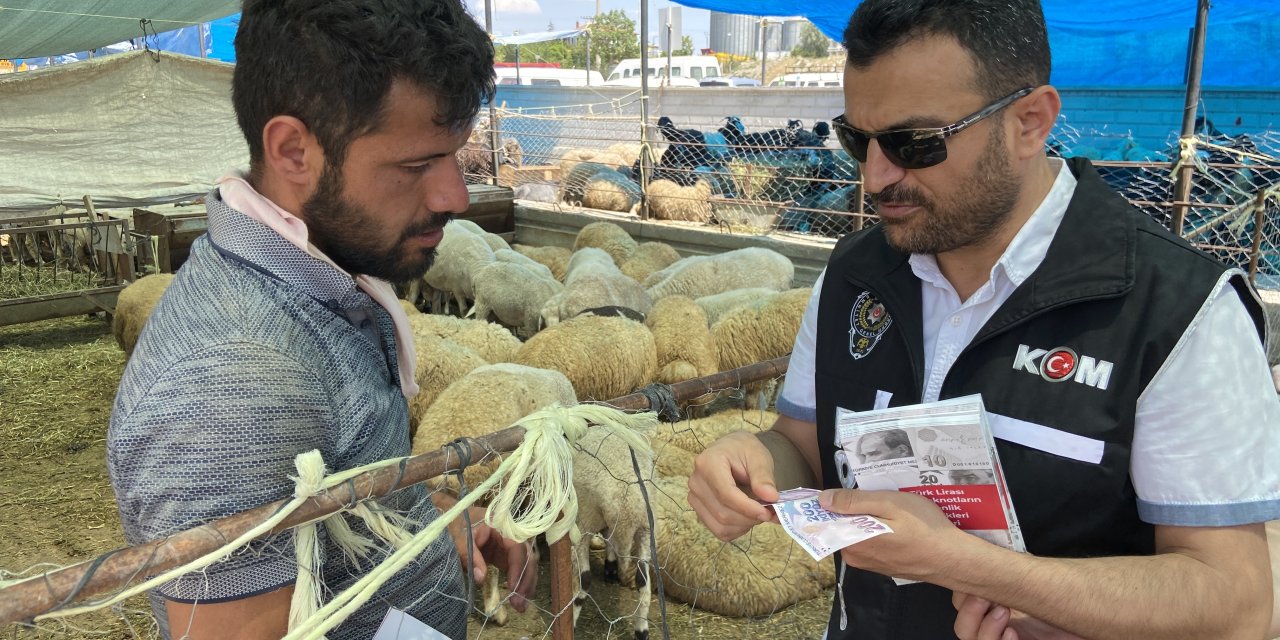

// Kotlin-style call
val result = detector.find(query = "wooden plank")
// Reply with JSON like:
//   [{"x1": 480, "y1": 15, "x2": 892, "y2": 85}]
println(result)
[{"x1": 0, "y1": 286, "x2": 124, "y2": 326}]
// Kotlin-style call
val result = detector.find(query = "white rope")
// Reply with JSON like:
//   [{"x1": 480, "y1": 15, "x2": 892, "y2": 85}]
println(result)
[{"x1": 288, "y1": 452, "x2": 327, "y2": 632}]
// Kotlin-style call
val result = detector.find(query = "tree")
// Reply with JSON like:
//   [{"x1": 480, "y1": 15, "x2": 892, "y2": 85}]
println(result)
[
  {"x1": 672, "y1": 35, "x2": 694, "y2": 56},
  {"x1": 791, "y1": 22, "x2": 830, "y2": 58},
  {"x1": 587, "y1": 9, "x2": 640, "y2": 72}
]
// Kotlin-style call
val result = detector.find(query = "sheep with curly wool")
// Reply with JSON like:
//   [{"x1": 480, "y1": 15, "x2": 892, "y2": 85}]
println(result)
[
  {"x1": 694, "y1": 288, "x2": 777, "y2": 325},
  {"x1": 712, "y1": 287, "x2": 812, "y2": 408},
  {"x1": 113, "y1": 274, "x2": 176, "y2": 358},
  {"x1": 573, "y1": 221, "x2": 638, "y2": 265},
  {"x1": 540, "y1": 248, "x2": 653, "y2": 327},
  {"x1": 645, "y1": 296, "x2": 718, "y2": 386},
  {"x1": 513, "y1": 244, "x2": 571, "y2": 281},
  {"x1": 407, "y1": 333, "x2": 489, "y2": 437},
  {"x1": 644, "y1": 247, "x2": 794, "y2": 301},
  {"x1": 470, "y1": 261, "x2": 563, "y2": 338},
  {"x1": 406, "y1": 312, "x2": 521, "y2": 364},
  {"x1": 493, "y1": 248, "x2": 555, "y2": 281},
  {"x1": 421, "y1": 222, "x2": 495, "y2": 314},
  {"x1": 582, "y1": 176, "x2": 642, "y2": 213},
  {"x1": 619, "y1": 241, "x2": 681, "y2": 283},
  {"x1": 649, "y1": 475, "x2": 836, "y2": 617},
  {"x1": 648, "y1": 409, "x2": 777, "y2": 477},
  {"x1": 559, "y1": 161, "x2": 632, "y2": 208},
  {"x1": 647, "y1": 179, "x2": 713, "y2": 222},
  {"x1": 515, "y1": 314, "x2": 657, "y2": 402}
]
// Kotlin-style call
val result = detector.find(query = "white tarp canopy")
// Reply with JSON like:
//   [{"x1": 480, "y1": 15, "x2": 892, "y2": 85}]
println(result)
[
  {"x1": 0, "y1": 1, "x2": 239, "y2": 59},
  {"x1": 492, "y1": 29, "x2": 587, "y2": 46},
  {"x1": 0, "y1": 50, "x2": 248, "y2": 214}
]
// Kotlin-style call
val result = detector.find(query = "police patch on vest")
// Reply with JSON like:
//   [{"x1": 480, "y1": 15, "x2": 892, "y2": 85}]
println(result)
[{"x1": 849, "y1": 291, "x2": 892, "y2": 360}]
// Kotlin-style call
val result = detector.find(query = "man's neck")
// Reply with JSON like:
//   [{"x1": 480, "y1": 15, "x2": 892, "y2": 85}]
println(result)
[
  {"x1": 248, "y1": 172, "x2": 307, "y2": 220},
  {"x1": 936, "y1": 159, "x2": 1059, "y2": 301}
]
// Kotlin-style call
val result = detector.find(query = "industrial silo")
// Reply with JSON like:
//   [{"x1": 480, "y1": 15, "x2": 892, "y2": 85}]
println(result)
[
  {"x1": 710, "y1": 11, "x2": 759, "y2": 58},
  {"x1": 781, "y1": 18, "x2": 807, "y2": 53}
]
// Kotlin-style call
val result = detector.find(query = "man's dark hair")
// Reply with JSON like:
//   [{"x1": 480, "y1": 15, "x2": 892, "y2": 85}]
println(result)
[
  {"x1": 842, "y1": 0, "x2": 1051, "y2": 100},
  {"x1": 233, "y1": 0, "x2": 495, "y2": 172}
]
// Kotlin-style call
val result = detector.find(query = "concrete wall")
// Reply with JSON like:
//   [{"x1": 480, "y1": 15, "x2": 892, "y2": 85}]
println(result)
[{"x1": 493, "y1": 85, "x2": 1280, "y2": 153}]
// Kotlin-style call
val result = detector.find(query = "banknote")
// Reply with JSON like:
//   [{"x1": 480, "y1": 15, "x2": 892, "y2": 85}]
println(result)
[{"x1": 772, "y1": 494, "x2": 892, "y2": 561}]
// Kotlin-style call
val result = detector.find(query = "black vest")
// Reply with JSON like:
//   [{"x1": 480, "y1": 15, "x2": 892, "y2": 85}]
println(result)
[{"x1": 813, "y1": 157, "x2": 1265, "y2": 639}]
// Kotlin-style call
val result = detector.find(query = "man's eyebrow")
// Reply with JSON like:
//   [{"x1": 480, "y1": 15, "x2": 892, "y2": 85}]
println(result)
[{"x1": 855, "y1": 115, "x2": 948, "y2": 133}]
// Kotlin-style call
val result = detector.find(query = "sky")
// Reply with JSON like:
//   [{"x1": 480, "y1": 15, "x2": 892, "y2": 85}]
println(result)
[{"x1": 468, "y1": 0, "x2": 714, "y2": 50}]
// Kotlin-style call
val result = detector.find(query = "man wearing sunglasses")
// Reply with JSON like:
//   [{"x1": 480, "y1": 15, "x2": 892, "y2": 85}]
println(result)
[{"x1": 687, "y1": 1, "x2": 1278, "y2": 639}]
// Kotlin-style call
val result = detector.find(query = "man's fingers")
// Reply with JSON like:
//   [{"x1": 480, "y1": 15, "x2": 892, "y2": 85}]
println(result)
[{"x1": 506, "y1": 541, "x2": 537, "y2": 613}]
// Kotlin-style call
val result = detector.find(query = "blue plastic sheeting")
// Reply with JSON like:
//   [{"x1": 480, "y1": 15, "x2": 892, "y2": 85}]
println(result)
[
  {"x1": 14, "y1": 24, "x2": 211, "y2": 69},
  {"x1": 671, "y1": 0, "x2": 1280, "y2": 87}
]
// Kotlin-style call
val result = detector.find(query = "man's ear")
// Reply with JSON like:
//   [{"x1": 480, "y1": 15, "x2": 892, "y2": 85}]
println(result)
[
  {"x1": 260, "y1": 115, "x2": 325, "y2": 187},
  {"x1": 1011, "y1": 85, "x2": 1062, "y2": 161}
]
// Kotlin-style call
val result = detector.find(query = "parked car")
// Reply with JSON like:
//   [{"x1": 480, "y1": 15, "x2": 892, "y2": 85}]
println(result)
[{"x1": 699, "y1": 76, "x2": 762, "y2": 87}]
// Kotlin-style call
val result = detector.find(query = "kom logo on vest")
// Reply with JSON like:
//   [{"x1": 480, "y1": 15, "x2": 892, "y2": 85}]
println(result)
[{"x1": 1012, "y1": 344, "x2": 1114, "y2": 390}]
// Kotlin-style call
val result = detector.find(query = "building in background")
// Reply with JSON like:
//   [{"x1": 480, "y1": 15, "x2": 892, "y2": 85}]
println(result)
[
  {"x1": 709, "y1": 11, "x2": 759, "y2": 58},
  {"x1": 659, "y1": 6, "x2": 683, "y2": 52},
  {"x1": 780, "y1": 17, "x2": 807, "y2": 53}
]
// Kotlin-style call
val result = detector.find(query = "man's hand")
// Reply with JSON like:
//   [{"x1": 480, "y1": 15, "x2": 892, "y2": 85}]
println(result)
[
  {"x1": 953, "y1": 593, "x2": 1087, "y2": 640},
  {"x1": 817, "y1": 488, "x2": 977, "y2": 582},
  {"x1": 436, "y1": 496, "x2": 539, "y2": 613},
  {"x1": 687, "y1": 430, "x2": 781, "y2": 541}
]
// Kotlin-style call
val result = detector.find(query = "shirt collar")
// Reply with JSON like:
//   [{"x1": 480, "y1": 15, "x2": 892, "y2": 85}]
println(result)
[{"x1": 908, "y1": 158, "x2": 1077, "y2": 292}]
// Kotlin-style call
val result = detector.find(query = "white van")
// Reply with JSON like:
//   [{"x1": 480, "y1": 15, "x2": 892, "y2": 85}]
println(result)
[
  {"x1": 605, "y1": 55, "x2": 722, "y2": 87},
  {"x1": 769, "y1": 72, "x2": 843, "y2": 88},
  {"x1": 494, "y1": 66, "x2": 605, "y2": 87}
]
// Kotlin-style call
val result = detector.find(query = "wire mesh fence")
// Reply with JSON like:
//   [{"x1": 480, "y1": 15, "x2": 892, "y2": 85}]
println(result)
[{"x1": 481, "y1": 100, "x2": 1280, "y2": 287}]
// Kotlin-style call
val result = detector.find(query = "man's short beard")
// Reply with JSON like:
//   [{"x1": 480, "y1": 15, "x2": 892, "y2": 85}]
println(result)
[
  {"x1": 303, "y1": 163, "x2": 442, "y2": 283},
  {"x1": 875, "y1": 126, "x2": 1022, "y2": 255}
]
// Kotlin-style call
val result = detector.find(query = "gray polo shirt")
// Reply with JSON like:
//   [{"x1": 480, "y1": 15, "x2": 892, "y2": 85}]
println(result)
[{"x1": 107, "y1": 193, "x2": 467, "y2": 639}]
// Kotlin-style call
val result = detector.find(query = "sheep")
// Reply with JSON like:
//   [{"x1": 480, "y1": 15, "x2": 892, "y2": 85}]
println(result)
[
  {"x1": 605, "y1": 142, "x2": 644, "y2": 169},
  {"x1": 513, "y1": 182, "x2": 558, "y2": 203},
  {"x1": 540, "y1": 248, "x2": 654, "y2": 327},
  {"x1": 421, "y1": 223, "x2": 495, "y2": 314},
  {"x1": 559, "y1": 161, "x2": 633, "y2": 208},
  {"x1": 112, "y1": 274, "x2": 175, "y2": 358},
  {"x1": 398, "y1": 298, "x2": 421, "y2": 316},
  {"x1": 695, "y1": 287, "x2": 778, "y2": 326},
  {"x1": 407, "y1": 333, "x2": 489, "y2": 436},
  {"x1": 515, "y1": 314, "x2": 657, "y2": 402},
  {"x1": 644, "y1": 247, "x2": 794, "y2": 301},
  {"x1": 619, "y1": 241, "x2": 681, "y2": 283},
  {"x1": 581, "y1": 177, "x2": 642, "y2": 214},
  {"x1": 645, "y1": 296, "x2": 718, "y2": 386},
  {"x1": 501, "y1": 137, "x2": 524, "y2": 167},
  {"x1": 450, "y1": 218, "x2": 510, "y2": 253},
  {"x1": 573, "y1": 221, "x2": 638, "y2": 265},
  {"x1": 406, "y1": 312, "x2": 521, "y2": 365},
  {"x1": 493, "y1": 248, "x2": 555, "y2": 281},
  {"x1": 712, "y1": 287, "x2": 812, "y2": 408},
  {"x1": 470, "y1": 261, "x2": 563, "y2": 338},
  {"x1": 410, "y1": 362, "x2": 576, "y2": 491},
  {"x1": 648, "y1": 409, "x2": 777, "y2": 477},
  {"x1": 513, "y1": 244, "x2": 572, "y2": 281},
  {"x1": 647, "y1": 179, "x2": 713, "y2": 222},
  {"x1": 649, "y1": 475, "x2": 836, "y2": 617},
  {"x1": 559, "y1": 149, "x2": 628, "y2": 177}
]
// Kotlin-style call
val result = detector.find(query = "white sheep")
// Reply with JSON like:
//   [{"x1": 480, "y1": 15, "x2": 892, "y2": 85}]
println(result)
[
  {"x1": 644, "y1": 247, "x2": 794, "y2": 301},
  {"x1": 407, "y1": 333, "x2": 488, "y2": 436},
  {"x1": 647, "y1": 179, "x2": 713, "y2": 222},
  {"x1": 493, "y1": 248, "x2": 555, "y2": 281},
  {"x1": 421, "y1": 223, "x2": 495, "y2": 314},
  {"x1": 512, "y1": 244, "x2": 572, "y2": 281},
  {"x1": 515, "y1": 314, "x2": 658, "y2": 402},
  {"x1": 470, "y1": 261, "x2": 563, "y2": 338},
  {"x1": 694, "y1": 287, "x2": 778, "y2": 325},
  {"x1": 712, "y1": 287, "x2": 812, "y2": 408},
  {"x1": 406, "y1": 312, "x2": 521, "y2": 364},
  {"x1": 451, "y1": 218, "x2": 510, "y2": 253},
  {"x1": 573, "y1": 221, "x2": 638, "y2": 265},
  {"x1": 645, "y1": 295, "x2": 718, "y2": 386},
  {"x1": 540, "y1": 248, "x2": 653, "y2": 327},
  {"x1": 112, "y1": 274, "x2": 175, "y2": 358}
]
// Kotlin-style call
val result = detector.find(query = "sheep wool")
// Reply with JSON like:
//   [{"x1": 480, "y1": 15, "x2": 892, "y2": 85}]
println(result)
[
  {"x1": 493, "y1": 248, "x2": 555, "y2": 281},
  {"x1": 512, "y1": 244, "x2": 571, "y2": 281},
  {"x1": 112, "y1": 273, "x2": 175, "y2": 358},
  {"x1": 712, "y1": 287, "x2": 811, "y2": 371},
  {"x1": 581, "y1": 178, "x2": 640, "y2": 214},
  {"x1": 694, "y1": 288, "x2": 778, "y2": 326},
  {"x1": 451, "y1": 218, "x2": 510, "y2": 253},
  {"x1": 572, "y1": 221, "x2": 638, "y2": 265},
  {"x1": 605, "y1": 142, "x2": 644, "y2": 168},
  {"x1": 540, "y1": 248, "x2": 654, "y2": 327},
  {"x1": 619, "y1": 241, "x2": 681, "y2": 283},
  {"x1": 421, "y1": 224, "x2": 495, "y2": 313},
  {"x1": 411, "y1": 363, "x2": 577, "y2": 492},
  {"x1": 644, "y1": 296, "x2": 718, "y2": 385},
  {"x1": 397, "y1": 298, "x2": 421, "y2": 316},
  {"x1": 644, "y1": 247, "x2": 794, "y2": 301},
  {"x1": 406, "y1": 313, "x2": 521, "y2": 364},
  {"x1": 647, "y1": 179, "x2": 713, "y2": 223},
  {"x1": 470, "y1": 261, "x2": 563, "y2": 338},
  {"x1": 407, "y1": 333, "x2": 489, "y2": 437},
  {"x1": 515, "y1": 315, "x2": 657, "y2": 402},
  {"x1": 648, "y1": 409, "x2": 777, "y2": 477},
  {"x1": 649, "y1": 475, "x2": 836, "y2": 617}
]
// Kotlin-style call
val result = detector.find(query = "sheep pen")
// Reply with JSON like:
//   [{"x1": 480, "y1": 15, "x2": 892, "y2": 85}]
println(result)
[{"x1": 1, "y1": 316, "x2": 831, "y2": 640}]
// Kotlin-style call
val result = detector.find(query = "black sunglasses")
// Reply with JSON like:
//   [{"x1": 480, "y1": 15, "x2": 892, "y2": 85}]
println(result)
[{"x1": 832, "y1": 87, "x2": 1036, "y2": 170}]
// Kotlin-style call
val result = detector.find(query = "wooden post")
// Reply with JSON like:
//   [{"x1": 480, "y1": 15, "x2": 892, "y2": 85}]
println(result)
[
  {"x1": 549, "y1": 533, "x2": 576, "y2": 640},
  {"x1": 1169, "y1": 0, "x2": 1211, "y2": 237},
  {"x1": 1248, "y1": 190, "x2": 1267, "y2": 284}
]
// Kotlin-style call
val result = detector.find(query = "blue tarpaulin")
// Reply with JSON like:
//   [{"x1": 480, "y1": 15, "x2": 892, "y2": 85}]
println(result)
[{"x1": 672, "y1": 0, "x2": 1280, "y2": 87}]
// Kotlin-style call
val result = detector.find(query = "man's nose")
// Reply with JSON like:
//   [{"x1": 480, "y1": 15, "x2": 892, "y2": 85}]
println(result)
[
  {"x1": 860, "y1": 138, "x2": 908, "y2": 196},
  {"x1": 427, "y1": 158, "x2": 471, "y2": 215}
]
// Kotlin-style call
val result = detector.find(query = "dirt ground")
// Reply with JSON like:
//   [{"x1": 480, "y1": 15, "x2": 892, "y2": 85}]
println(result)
[{"x1": 0, "y1": 316, "x2": 831, "y2": 639}]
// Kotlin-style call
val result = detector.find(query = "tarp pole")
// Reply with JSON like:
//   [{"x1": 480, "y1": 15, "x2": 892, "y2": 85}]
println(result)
[
  {"x1": 485, "y1": 0, "x2": 501, "y2": 187},
  {"x1": 759, "y1": 19, "x2": 768, "y2": 85},
  {"x1": 1170, "y1": 0, "x2": 1210, "y2": 237},
  {"x1": 639, "y1": 0, "x2": 652, "y2": 219},
  {"x1": 586, "y1": 30, "x2": 592, "y2": 85}
]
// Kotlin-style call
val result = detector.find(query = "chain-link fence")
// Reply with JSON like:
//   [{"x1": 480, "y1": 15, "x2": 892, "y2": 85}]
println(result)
[{"x1": 479, "y1": 100, "x2": 1280, "y2": 287}]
